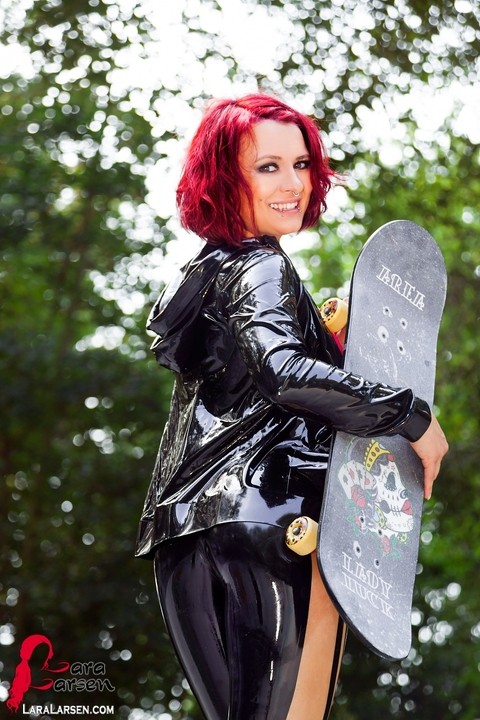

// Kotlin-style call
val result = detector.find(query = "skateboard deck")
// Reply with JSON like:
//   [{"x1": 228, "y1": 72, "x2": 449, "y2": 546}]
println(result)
[{"x1": 317, "y1": 220, "x2": 447, "y2": 660}]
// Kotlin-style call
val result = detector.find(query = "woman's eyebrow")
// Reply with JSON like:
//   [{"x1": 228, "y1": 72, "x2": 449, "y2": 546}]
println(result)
[
  {"x1": 255, "y1": 153, "x2": 310, "y2": 161},
  {"x1": 255, "y1": 154, "x2": 281, "y2": 161}
]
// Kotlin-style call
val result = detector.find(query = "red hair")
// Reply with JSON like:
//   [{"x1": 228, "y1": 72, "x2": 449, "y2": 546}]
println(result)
[{"x1": 176, "y1": 93, "x2": 335, "y2": 247}]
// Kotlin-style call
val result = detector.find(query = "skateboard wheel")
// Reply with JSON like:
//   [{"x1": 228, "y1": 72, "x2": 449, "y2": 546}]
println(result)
[
  {"x1": 319, "y1": 297, "x2": 348, "y2": 334},
  {"x1": 285, "y1": 516, "x2": 318, "y2": 555}
]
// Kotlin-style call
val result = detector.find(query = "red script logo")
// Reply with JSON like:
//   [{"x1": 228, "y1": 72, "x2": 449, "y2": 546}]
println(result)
[{"x1": 6, "y1": 634, "x2": 70, "y2": 712}]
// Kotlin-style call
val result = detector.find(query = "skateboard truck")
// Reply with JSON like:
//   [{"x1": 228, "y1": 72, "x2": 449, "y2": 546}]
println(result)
[
  {"x1": 285, "y1": 516, "x2": 319, "y2": 555},
  {"x1": 319, "y1": 297, "x2": 348, "y2": 334}
]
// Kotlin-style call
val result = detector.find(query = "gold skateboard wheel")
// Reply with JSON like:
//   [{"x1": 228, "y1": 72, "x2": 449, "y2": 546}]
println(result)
[
  {"x1": 319, "y1": 297, "x2": 348, "y2": 334},
  {"x1": 285, "y1": 516, "x2": 318, "y2": 555}
]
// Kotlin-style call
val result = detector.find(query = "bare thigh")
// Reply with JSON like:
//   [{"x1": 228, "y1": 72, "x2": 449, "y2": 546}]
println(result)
[{"x1": 287, "y1": 554, "x2": 347, "y2": 720}]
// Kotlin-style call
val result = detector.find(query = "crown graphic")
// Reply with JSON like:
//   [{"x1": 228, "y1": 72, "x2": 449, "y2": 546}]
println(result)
[{"x1": 364, "y1": 440, "x2": 390, "y2": 471}]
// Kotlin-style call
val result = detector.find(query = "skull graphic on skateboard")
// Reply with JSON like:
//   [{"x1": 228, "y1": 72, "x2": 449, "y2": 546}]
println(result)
[{"x1": 286, "y1": 220, "x2": 447, "y2": 660}]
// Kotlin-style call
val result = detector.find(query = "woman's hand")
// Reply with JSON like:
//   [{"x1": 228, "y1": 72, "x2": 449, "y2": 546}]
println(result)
[{"x1": 410, "y1": 415, "x2": 448, "y2": 500}]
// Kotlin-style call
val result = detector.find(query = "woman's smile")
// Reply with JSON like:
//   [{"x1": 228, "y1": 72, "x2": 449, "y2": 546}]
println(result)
[{"x1": 269, "y1": 200, "x2": 301, "y2": 213}]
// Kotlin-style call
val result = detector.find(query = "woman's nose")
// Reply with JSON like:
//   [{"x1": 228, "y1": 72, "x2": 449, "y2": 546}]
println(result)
[{"x1": 281, "y1": 171, "x2": 304, "y2": 194}]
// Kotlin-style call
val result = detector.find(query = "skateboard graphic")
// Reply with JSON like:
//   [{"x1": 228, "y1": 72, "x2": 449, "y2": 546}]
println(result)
[{"x1": 286, "y1": 220, "x2": 447, "y2": 660}]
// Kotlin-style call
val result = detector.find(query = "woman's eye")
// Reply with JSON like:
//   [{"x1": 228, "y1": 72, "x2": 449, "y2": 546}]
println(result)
[
  {"x1": 258, "y1": 163, "x2": 278, "y2": 173},
  {"x1": 257, "y1": 159, "x2": 310, "y2": 173},
  {"x1": 295, "y1": 159, "x2": 311, "y2": 170}
]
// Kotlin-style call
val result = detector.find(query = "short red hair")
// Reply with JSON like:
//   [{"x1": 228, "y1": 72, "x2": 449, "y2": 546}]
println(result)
[{"x1": 176, "y1": 93, "x2": 335, "y2": 247}]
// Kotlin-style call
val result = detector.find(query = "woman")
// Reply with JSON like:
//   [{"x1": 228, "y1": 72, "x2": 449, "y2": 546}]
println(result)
[{"x1": 136, "y1": 94, "x2": 448, "y2": 720}]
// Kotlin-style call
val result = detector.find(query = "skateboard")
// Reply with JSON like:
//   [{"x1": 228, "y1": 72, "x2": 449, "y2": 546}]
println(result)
[{"x1": 286, "y1": 220, "x2": 447, "y2": 660}]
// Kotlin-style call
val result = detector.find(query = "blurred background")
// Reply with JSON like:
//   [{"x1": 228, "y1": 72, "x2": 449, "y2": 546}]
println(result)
[{"x1": 0, "y1": 1, "x2": 479, "y2": 718}]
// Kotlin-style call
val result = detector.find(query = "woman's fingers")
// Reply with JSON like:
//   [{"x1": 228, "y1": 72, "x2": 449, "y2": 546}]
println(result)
[{"x1": 410, "y1": 415, "x2": 448, "y2": 500}]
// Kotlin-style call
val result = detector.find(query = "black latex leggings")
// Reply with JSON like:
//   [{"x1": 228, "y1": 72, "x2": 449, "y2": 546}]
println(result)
[{"x1": 154, "y1": 522, "x2": 344, "y2": 720}]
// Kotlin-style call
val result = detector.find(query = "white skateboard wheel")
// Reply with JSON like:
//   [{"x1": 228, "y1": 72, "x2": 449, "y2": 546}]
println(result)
[
  {"x1": 285, "y1": 516, "x2": 318, "y2": 555},
  {"x1": 319, "y1": 297, "x2": 348, "y2": 334}
]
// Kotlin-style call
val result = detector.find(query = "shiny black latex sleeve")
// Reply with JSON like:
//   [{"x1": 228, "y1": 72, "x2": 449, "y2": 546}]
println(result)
[{"x1": 224, "y1": 248, "x2": 431, "y2": 442}]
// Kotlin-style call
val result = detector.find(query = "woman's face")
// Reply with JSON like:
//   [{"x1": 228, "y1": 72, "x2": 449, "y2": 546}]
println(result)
[{"x1": 238, "y1": 119, "x2": 313, "y2": 240}]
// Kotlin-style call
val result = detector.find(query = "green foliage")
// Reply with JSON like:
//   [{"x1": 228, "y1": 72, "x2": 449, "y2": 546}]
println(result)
[
  {"x1": 1, "y1": 1, "x2": 479, "y2": 718},
  {"x1": 0, "y1": 1, "x2": 193, "y2": 717}
]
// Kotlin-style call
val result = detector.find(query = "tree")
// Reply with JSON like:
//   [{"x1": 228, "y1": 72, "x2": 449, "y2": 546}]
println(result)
[{"x1": 0, "y1": 1, "x2": 198, "y2": 717}]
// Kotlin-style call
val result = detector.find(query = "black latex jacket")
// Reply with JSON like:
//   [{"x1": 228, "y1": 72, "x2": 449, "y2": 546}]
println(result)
[{"x1": 135, "y1": 236, "x2": 431, "y2": 559}]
